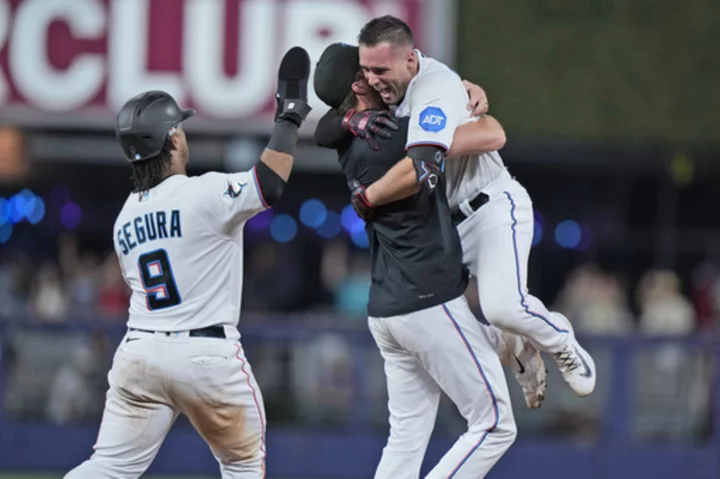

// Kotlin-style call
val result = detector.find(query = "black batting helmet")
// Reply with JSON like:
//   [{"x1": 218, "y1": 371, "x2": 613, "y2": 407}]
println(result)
[{"x1": 115, "y1": 91, "x2": 195, "y2": 162}]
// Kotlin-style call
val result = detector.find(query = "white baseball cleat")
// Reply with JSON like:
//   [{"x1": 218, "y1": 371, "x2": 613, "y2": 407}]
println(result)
[
  {"x1": 498, "y1": 332, "x2": 547, "y2": 409},
  {"x1": 510, "y1": 340, "x2": 547, "y2": 409},
  {"x1": 551, "y1": 313, "x2": 596, "y2": 397}
]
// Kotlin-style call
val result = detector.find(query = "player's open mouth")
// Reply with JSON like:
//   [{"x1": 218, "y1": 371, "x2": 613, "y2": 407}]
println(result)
[{"x1": 379, "y1": 87, "x2": 392, "y2": 101}]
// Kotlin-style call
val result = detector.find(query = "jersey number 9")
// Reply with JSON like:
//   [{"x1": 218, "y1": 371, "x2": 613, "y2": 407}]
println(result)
[{"x1": 138, "y1": 249, "x2": 182, "y2": 310}]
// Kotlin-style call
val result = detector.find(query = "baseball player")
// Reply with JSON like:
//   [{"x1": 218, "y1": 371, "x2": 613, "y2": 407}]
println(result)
[
  {"x1": 64, "y1": 46, "x2": 312, "y2": 479},
  {"x1": 314, "y1": 42, "x2": 525, "y2": 479},
  {"x1": 315, "y1": 67, "x2": 547, "y2": 413},
  {"x1": 323, "y1": 16, "x2": 597, "y2": 399}
]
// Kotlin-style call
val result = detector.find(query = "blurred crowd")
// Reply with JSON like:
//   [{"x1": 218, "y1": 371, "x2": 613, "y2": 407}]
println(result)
[
  {"x1": 0, "y1": 234, "x2": 716, "y2": 442},
  {"x1": 2, "y1": 232, "x2": 720, "y2": 336},
  {"x1": 553, "y1": 263, "x2": 718, "y2": 335},
  {"x1": 0, "y1": 235, "x2": 129, "y2": 321}
]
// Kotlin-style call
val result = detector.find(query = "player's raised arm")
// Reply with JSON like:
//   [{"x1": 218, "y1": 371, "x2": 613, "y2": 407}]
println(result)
[
  {"x1": 259, "y1": 46, "x2": 312, "y2": 186},
  {"x1": 199, "y1": 47, "x2": 311, "y2": 236}
]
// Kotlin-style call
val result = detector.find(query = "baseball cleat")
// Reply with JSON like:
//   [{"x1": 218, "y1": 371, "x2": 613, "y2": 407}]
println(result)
[
  {"x1": 498, "y1": 332, "x2": 547, "y2": 409},
  {"x1": 551, "y1": 313, "x2": 596, "y2": 397},
  {"x1": 509, "y1": 340, "x2": 547, "y2": 409}
]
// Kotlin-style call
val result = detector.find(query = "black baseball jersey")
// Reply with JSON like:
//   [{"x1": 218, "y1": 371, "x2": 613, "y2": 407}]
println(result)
[{"x1": 334, "y1": 114, "x2": 468, "y2": 317}]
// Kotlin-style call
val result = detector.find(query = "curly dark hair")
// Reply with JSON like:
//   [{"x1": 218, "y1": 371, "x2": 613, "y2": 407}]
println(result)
[{"x1": 129, "y1": 136, "x2": 175, "y2": 194}]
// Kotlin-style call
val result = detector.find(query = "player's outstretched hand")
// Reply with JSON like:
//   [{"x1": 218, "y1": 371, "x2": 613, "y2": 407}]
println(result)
[
  {"x1": 275, "y1": 46, "x2": 313, "y2": 127},
  {"x1": 349, "y1": 180, "x2": 374, "y2": 221},
  {"x1": 462, "y1": 79, "x2": 489, "y2": 117},
  {"x1": 342, "y1": 109, "x2": 399, "y2": 151}
]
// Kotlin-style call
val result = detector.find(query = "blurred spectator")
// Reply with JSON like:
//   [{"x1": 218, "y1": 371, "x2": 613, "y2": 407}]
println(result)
[
  {"x1": 320, "y1": 240, "x2": 350, "y2": 296},
  {"x1": 555, "y1": 264, "x2": 634, "y2": 335},
  {"x1": 292, "y1": 332, "x2": 356, "y2": 424},
  {"x1": 334, "y1": 253, "x2": 371, "y2": 320},
  {"x1": 690, "y1": 261, "x2": 715, "y2": 330},
  {"x1": 69, "y1": 252, "x2": 100, "y2": 313},
  {"x1": 243, "y1": 242, "x2": 304, "y2": 313},
  {"x1": 29, "y1": 262, "x2": 69, "y2": 321},
  {"x1": 45, "y1": 336, "x2": 108, "y2": 425},
  {"x1": 0, "y1": 254, "x2": 33, "y2": 317},
  {"x1": 633, "y1": 269, "x2": 707, "y2": 441},
  {"x1": 97, "y1": 253, "x2": 130, "y2": 318},
  {"x1": 636, "y1": 269, "x2": 696, "y2": 335}
]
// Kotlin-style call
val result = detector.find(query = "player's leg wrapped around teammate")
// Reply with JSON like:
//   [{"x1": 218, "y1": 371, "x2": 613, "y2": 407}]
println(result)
[{"x1": 458, "y1": 178, "x2": 596, "y2": 397}]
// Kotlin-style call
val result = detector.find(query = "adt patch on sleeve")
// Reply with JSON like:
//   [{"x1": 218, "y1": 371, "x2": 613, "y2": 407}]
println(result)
[{"x1": 419, "y1": 106, "x2": 447, "y2": 132}]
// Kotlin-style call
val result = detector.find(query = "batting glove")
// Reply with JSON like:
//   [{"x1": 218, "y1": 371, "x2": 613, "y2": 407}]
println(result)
[
  {"x1": 342, "y1": 109, "x2": 399, "y2": 150},
  {"x1": 274, "y1": 47, "x2": 312, "y2": 127},
  {"x1": 349, "y1": 180, "x2": 374, "y2": 221}
]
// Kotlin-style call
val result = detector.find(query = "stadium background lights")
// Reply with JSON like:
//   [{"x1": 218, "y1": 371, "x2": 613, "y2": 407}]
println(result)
[{"x1": 0, "y1": 189, "x2": 47, "y2": 244}]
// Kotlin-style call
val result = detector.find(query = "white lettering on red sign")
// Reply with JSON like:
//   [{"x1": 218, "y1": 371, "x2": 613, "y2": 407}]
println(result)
[{"x1": 0, "y1": 0, "x2": 419, "y2": 121}]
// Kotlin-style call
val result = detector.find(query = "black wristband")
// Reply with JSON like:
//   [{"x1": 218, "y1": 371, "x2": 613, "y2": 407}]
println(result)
[{"x1": 267, "y1": 119, "x2": 299, "y2": 155}]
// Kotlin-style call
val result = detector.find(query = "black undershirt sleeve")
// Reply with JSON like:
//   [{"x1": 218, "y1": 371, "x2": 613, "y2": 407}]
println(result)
[{"x1": 314, "y1": 108, "x2": 352, "y2": 150}]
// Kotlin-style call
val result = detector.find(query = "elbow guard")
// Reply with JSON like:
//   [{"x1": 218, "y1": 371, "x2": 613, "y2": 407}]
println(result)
[
  {"x1": 407, "y1": 145, "x2": 446, "y2": 192},
  {"x1": 254, "y1": 160, "x2": 287, "y2": 206}
]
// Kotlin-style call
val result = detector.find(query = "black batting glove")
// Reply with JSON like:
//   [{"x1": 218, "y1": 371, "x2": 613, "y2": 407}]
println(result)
[
  {"x1": 349, "y1": 180, "x2": 374, "y2": 221},
  {"x1": 274, "y1": 47, "x2": 312, "y2": 127},
  {"x1": 342, "y1": 109, "x2": 399, "y2": 150}
]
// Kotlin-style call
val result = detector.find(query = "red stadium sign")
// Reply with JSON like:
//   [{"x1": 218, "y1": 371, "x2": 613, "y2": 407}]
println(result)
[{"x1": 0, "y1": 0, "x2": 450, "y2": 132}]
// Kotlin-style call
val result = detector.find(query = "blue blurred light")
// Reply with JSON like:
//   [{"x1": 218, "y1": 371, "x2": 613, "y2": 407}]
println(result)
[
  {"x1": 341, "y1": 204, "x2": 362, "y2": 233},
  {"x1": 554, "y1": 220, "x2": 582, "y2": 249},
  {"x1": 532, "y1": 220, "x2": 543, "y2": 246},
  {"x1": 26, "y1": 196, "x2": 45, "y2": 225},
  {"x1": 247, "y1": 208, "x2": 273, "y2": 231},
  {"x1": 534, "y1": 210, "x2": 545, "y2": 228},
  {"x1": 350, "y1": 221, "x2": 368, "y2": 248},
  {"x1": 0, "y1": 198, "x2": 7, "y2": 225},
  {"x1": 316, "y1": 211, "x2": 342, "y2": 239},
  {"x1": 8, "y1": 194, "x2": 26, "y2": 224},
  {"x1": 299, "y1": 199, "x2": 327, "y2": 228},
  {"x1": 270, "y1": 214, "x2": 297, "y2": 243},
  {"x1": 61, "y1": 201, "x2": 82, "y2": 230},
  {"x1": 0, "y1": 223, "x2": 11, "y2": 244}
]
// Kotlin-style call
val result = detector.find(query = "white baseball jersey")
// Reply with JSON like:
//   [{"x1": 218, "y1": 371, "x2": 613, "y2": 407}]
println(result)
[
  {"x1": 394, "y1": 50, "x2": 507, "y2": 208},
  {"x1": 112, "y1": 169, "x2": 268, "y2": 332}
]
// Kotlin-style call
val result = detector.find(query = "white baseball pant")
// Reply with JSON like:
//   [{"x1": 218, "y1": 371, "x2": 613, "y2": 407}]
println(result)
[
  {"x1": 457, "y1": 168, "x2": 570, "y2": 354},
  {"x1": 64, "y1": 327, "x2": 266, "y2": 479},
  {"x1": 369, "y1": 295, "x2": 517, "y2": 479}
]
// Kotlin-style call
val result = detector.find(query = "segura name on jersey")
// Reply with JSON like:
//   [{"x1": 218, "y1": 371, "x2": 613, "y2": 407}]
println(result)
[{"x1": 117, "y1": 210, "x2": 182, "y2": 256}]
